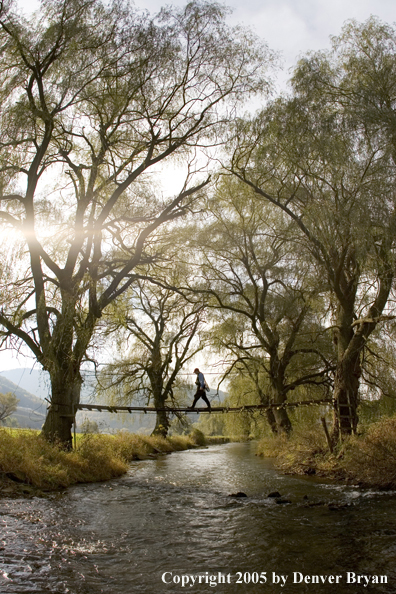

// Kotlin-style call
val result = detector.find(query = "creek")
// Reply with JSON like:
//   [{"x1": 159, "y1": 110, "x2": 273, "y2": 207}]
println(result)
[{"x1": 1, "y1": 442, "x2": 395, "y2": 594}]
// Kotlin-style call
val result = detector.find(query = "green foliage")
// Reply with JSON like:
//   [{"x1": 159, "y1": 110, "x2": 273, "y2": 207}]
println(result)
[
  {"x1": 228, "y1": 17, "x2": 396, "y2": 439},
  {"x1": 2, "y1": 416, "x2": 18, "y2": 428},
  {"x1": 189, "y1": 428, "x2": 206, "y2": 446},
  {"x1": 169, "y1": 414, "x2": 194, "y2": 436},
  {"x1": 292, "y1": 17, "x2": 396, "y2": 158},
  {"x1": 80, "y1": 417, "x2": 100, "y2": 434},
  {"x1": 192, "y1": 175, "x2": 334, "y2": 434},
  {"x1": 196, "y1": 375, "x2": 271, "y2": 439},
  {"x1": 194, "y1": 411, "x2": 227, "y2": 437}
]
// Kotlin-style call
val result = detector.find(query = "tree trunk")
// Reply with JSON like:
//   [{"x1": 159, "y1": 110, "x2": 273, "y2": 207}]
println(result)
[
  {"x1": 273, "y1": 405, "x2": 292, "y2": 435},
  {"x1": 269, "y1": 367, "x2": 292, "y2": 435},
  {"x1": 42, "y1": 366, "x2": 82, "y2": 449},
  {"x1": 265, "y1": 408, "x2": 278, "y2": 434},
  {"x1": 332, "y1": 303, "x2": 361, "y2": 440},
  {"x1": 150, "y1": 367, "x2": 169, "y2": 438},
  {"x1": 257, "y1": 386, "x2": 279, "y2": 434},
  {"x1": 152, "y1": 406, "x2": 170, "y2": 437}
]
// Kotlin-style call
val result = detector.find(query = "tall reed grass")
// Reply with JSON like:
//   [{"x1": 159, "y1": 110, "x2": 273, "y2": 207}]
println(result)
[{"x1": 0, "y1": 429, "x2": 203, "y2": 494}]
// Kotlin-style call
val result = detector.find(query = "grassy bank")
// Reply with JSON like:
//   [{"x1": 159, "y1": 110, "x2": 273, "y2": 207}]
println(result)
[
  {"x1": 204, "y1": 435, "x2": 231, "y2": 445},
  {"x1": 256, "y1": 414, "x2": 396, "y2": 490},
  {"x1": 0, "y1": 429, "x2": 208, "y2": 497}
]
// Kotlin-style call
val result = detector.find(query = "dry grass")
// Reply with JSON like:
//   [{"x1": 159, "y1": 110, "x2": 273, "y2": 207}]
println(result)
[
  {"x1": 0, "y1": 430, "x2": 128, "y2": 491},
  {"x1": 341, "y1": 416, "x2": 396, "y2": 489},
  {"x1": 256, "y1": 428, "x2": 341, "y2": 477},
  {"x1": 256, "y1": 414, "x2": 396, "y2": 489},
  {"x1": 0, "y1": 429, "x2": 205, "y2": 495}
]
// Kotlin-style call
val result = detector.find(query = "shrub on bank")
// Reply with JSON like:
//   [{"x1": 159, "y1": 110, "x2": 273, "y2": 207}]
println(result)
[
  {"x1": 341, "y1": 416, "x2": 396, "y2": 489},
  {"x1": 256, "y1": 414, "x2": 396, "y2": 489},
  {"x1": 189, "y1": 428, "x2": 206, "y2": 446},
  {"x1": 256, "y1": 428, "x2": 338, "y2": 477},
  {"x1": 0, "y1": 429, "x2": 206, "y2": 494}
]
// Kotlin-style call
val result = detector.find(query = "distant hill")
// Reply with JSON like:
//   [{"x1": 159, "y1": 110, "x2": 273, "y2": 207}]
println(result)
[
  {"x1": 0, "y1": 368, "x2": 95, "y2": 401},
  {"x1": 0, "y1": 375, "x2": 45, "y2": 409},
  {"x1": 0, "y1": 375, "x2": 47, "y2": 429},
  {"x1": 0, "y1": 368, "x2": 47, "y2": 398}
]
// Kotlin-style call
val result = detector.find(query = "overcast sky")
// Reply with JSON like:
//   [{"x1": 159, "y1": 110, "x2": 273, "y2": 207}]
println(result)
[
  {"x1": 17, "y1": 0, "x2": 395, "y2": 86},
  {"x1": 138, "y1": 0, "x2": 395, "y2": 85},
  {"x1": 3, "y1": 0, "x2": 395, "y2": 372}
]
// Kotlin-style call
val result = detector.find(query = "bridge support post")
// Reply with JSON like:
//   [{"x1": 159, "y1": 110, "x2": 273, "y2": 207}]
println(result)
[{"x1": 72, "y1": 404, "x2": 76, "y2": 450}]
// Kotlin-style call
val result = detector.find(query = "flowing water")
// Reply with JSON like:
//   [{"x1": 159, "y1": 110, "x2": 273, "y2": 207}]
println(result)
[{"x1": 1, "y1": 442, "x2": 396, "y2": 594}]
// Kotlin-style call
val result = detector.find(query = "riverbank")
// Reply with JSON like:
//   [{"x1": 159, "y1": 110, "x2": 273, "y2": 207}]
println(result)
[
  {"x1": 0, "y1": 429, "x2": 227, "y2": 498},
  {"x1": 256, "y1": 414, "x2": 396, "y2": 490}
]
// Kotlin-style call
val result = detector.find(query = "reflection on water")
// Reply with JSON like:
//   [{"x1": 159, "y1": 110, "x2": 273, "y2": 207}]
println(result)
[{"x1": 1, "y1": 442, "x2": 396, "y2": 593}]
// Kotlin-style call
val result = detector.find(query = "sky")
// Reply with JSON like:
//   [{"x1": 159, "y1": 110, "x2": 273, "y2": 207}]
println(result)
[
  {"x1": 2, "y1": 0, "x2": 395, "y2": 372},
  {"x1": 138, "y1": 0, "x2": 395, "y2": 86},
  {"x1": 17, "y1": 0, "x2": 395, "y2": 86}
]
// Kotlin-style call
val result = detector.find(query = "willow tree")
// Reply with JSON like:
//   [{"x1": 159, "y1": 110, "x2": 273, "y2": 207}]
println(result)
[
  {"x1": 193, "y1": 179, "x2": 334, "y2": 435},
  {"x1": 293, "y1": 18, "x2": 396, "y2": 163},
  {"x1": 0, "y1": 0, "x2": 272, "y2": 446},
  {"x1": 99, "y1": 277, "x2": 206, "y2": 437},
  {"x1": 230, "y1": 19, "x2": 396, "y2": 438}
]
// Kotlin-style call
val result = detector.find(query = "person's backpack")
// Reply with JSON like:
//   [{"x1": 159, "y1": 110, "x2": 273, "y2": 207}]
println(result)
[{"x1": 204, "y1": 380, "x2": 210, "y2": 392}]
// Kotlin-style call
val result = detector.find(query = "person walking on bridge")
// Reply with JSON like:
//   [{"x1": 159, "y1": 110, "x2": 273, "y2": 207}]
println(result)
[{"x1": 189, "y1": 368, "x2": 211, "y2": 411}]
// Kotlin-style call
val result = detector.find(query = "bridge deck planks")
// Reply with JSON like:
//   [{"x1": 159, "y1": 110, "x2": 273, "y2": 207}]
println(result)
[{"x1": 75, "y1": 399, "x2": 333, "y2": 414}]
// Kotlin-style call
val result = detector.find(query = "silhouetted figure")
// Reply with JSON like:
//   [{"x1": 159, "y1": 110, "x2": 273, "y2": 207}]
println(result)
[{"x1": 189, "y1": 368, "x2": 211, "y2": 410}]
